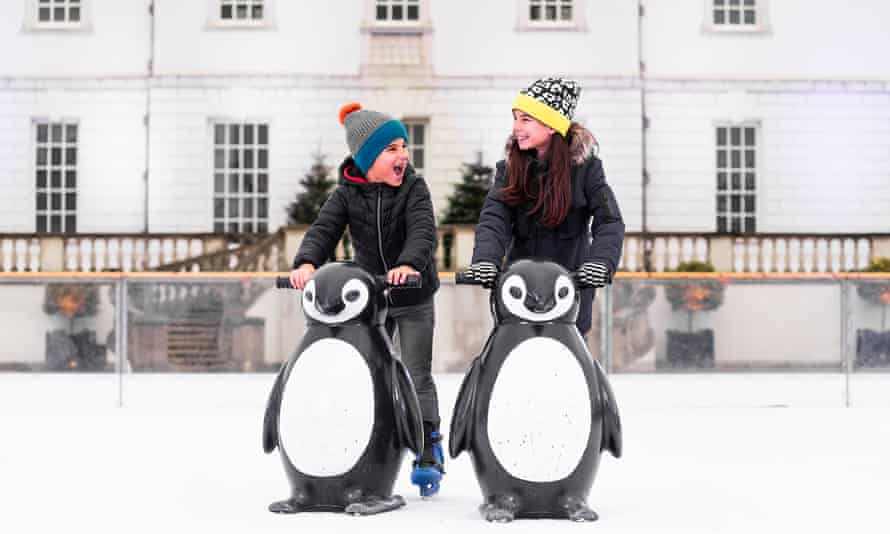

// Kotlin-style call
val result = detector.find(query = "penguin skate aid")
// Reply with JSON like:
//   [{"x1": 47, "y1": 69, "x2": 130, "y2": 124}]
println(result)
[
  {"x1": 451, "y1": 258, "x2": 623, "y2": 522},
  {"x1": 262, "y1": 262, "x2": 426, "y2": 516}
]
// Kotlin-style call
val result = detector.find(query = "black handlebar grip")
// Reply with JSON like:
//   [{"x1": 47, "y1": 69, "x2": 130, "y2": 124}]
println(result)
[
  {"x1": 455, "y1": 271, "x2": 476, "y2": 285},
  {"x1": 275, "y1": 276, "x2": 295, "y2": 289},
  {"x1": 400, "y1": 274, "x2": 422, "y2": 288}
]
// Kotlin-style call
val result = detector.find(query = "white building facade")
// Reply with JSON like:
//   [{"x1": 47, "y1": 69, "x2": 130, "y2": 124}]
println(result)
[{"x1": 1, "y1": 0, "x2": 889, "y2": 244}]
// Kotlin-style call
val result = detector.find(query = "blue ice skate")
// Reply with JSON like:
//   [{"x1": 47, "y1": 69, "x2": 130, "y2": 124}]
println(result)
[{"x1": 411, "y1": 430, "x2": 445, "y2": 497}]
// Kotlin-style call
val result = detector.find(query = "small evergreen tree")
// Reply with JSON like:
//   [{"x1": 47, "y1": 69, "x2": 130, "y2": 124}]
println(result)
[
  {"x1": 440, "y1": 152, "x2": 492, "y2": 224},
  {"x1": 286, "y1": 151, "x2": 336, "y2": 225}
]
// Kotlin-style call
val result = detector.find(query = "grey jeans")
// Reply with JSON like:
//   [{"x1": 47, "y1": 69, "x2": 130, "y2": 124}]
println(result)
[{"x1": 385, "y1": 297, "x2": 440, "y2": 426}]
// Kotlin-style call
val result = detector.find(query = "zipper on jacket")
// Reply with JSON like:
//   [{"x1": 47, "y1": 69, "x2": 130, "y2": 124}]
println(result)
[{"x1": 376, "y1": 188, "x2": 393, "y2": 305}]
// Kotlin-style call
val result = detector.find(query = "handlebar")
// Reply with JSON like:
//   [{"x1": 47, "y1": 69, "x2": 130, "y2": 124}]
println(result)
[
  {"x1": 275, "y1": 274, "x2": 422, "y2": 290},
  {"x1": 455, "y1": 270, "x2": 604, "y2": 290}
]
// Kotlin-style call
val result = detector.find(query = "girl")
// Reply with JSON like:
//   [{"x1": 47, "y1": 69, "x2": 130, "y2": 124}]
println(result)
[{"x1": 468, "y1": 77, "x2": 625, "y2": 334}]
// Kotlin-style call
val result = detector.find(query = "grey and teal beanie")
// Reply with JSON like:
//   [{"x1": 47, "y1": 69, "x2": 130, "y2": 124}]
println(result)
[{"x1": 338, "y1": 103, "x2": 408, "y2": 174}]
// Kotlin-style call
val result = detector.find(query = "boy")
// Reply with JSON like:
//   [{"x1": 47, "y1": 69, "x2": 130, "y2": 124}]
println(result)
[{"x1": 290, "y1": 103, "x2": 444, "y2": 496}]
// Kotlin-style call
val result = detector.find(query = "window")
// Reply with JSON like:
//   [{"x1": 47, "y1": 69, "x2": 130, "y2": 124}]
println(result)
[
  {"x1": 716, "y1": 125, "x2": 757, "y2": 234},
  {"x1": 403, "y1": 120, "x2": 426, "y2": 175},
  {"x1": 706, "y1": 0, "x2": 769, "y2": 32},
  {"x1": 34, "y1": 0, "x2": 82, "y2": 27},
  {"x1": 220, "y1": 0, "x2": 264, "y2": 21},
  {"x1": 35, "y1": 121, "x2": 78, "y2": 234},
  {"x1": 213, "y1": 123, "x2": 269, "y2": 233},
  {"x1": 517, "y1": 0, "x2": 585, "y2": 31},
  {"x1": 529, "y1": 0, "x2": 574, "y2": 23},
  {"x1": 375, "y1": 0, "x2": 420, "y2": 22}
]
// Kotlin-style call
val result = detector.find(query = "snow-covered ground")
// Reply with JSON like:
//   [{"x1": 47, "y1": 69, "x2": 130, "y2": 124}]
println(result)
[{"x1": 2, "y1": 372, "x2": 888, "y2": 534}]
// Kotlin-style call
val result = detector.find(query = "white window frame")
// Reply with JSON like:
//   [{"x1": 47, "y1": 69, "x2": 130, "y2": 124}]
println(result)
[
  {"x1": 206, "y1": 0, "x2": 275, "y2": 30},
  {"x1": 715, "y1": 122, "x2": 759, "y2": 234},
  {"x1": 364, "y1": 0, "x2": 431, "y2": 34},
  {"x1": 402, "y1": 119, "x2": 428, "y2": 176},
  {"x1": 33, "y1": 119, "x2": 79, "y2": 234},
  {"x1": 211, "y1": 121, "x2": 271, "y2": 234},
  {"x1": 23, "y1": 0, "x2": 91, "y2": 32},
  {"x1": 516, "y1": 0, "x2": 587, "y2": 32},
  {"x1": 702, "y1": 0, "x2": 770, "y2": 34}
]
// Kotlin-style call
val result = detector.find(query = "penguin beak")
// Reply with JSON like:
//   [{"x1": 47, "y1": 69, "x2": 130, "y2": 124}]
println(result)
[
  {"x1": 316, "y1": 297, "x2": 345, "y2": 315},
  {"x1": 524, "y1": 291, "x2": 555, "y2": 313}
]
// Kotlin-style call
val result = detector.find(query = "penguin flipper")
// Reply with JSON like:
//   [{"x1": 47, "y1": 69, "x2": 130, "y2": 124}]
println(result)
[
  {"x1": 391, "y1": 357, "x2": 424, "y2": 456},
  {"x1": 593, "y1": 360, "x2": 622, "y2": 458},
  {"x1": 449, "y1": 355, "x2": 482, "y2": 459},
  {"x1": 262, "y1": 362, "x2": 289, "y2": 454}
]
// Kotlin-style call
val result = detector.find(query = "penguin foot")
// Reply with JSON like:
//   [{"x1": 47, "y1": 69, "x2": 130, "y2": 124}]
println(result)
[
  {"x1": 344, "y1": 495, "x2": 406, "y2": 516},
  {"x1": 479, "y1": 494, "x2": 520, "y2": 523},
  {"x1": 559, "y1": 496, "x2": 598, "y2": 522},
  {"x1": 268, "y1": 498, "x2": 304, "y2": 514}
]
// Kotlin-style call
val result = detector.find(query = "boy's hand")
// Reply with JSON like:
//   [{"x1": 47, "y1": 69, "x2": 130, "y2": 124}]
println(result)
[
  {"x1": 387, "y1": 265, "x2": 419, "y2": 286},
  {"x1": 290, "y1": 264, "x2": 316, "y2": 289}
]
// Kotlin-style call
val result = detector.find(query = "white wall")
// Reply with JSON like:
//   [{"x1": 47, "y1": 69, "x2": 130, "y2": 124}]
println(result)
[
  {"x1": 645, "y1": 84, "x2": 890, "y2": 233},
  {"x1": 644, "y1": 0, "x2": 890, "y2": 80},
  {"x1": 0, "y1": 0, "x2": 149, "y2": 78},
  {"x1": 432, "y1": 0, "x2": 638, "y2": 77},
  {"x1": 153, "y1": 0, "x2": 362, "y2": 76}
]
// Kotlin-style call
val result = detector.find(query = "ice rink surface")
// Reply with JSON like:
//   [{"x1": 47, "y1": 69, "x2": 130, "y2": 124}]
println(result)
[{"x1": 2, "y1": 372, "x2": 888, "y2": 534}]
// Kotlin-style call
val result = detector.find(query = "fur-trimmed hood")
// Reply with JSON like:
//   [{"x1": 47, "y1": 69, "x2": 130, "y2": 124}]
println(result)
[{"x1": 504, "y1": 122, "x2": 598, "y2": 166}]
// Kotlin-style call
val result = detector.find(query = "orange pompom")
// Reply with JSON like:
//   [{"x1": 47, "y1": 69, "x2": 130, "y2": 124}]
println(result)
[{"x1": 339, "y1": 102, "x2": 362, "y2": 125}]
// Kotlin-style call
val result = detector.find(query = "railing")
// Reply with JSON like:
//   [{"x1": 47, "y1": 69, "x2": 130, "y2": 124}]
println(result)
[{"x1": 4, "y1": 229, "x2": 890, "y2": 274}]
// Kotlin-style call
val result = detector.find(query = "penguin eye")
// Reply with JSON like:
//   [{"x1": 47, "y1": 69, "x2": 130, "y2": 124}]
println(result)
[
  {"x1": 344, "y1": 289, "x2": 360, "y2": 302},
  {"x1": 558, "y1": 287, "x2": 569, "y2": 299},
  {"x1": 304, "y1": 290, "x2": 313, "y2": 301},
  {"x1": 509, "y1": 286, "x2": 522, "y2": 299}
]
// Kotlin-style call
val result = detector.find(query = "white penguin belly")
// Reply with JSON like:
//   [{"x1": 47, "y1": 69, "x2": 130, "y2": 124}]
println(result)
[
  {"x1": 486, "y1": 336, "x2": 592, "y2": 482},
  {"x1": 279, "y1": 338, "x2": 375, "y2": 477}
]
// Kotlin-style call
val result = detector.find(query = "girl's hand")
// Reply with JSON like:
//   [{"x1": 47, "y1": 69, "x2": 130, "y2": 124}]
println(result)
[{"x1": 387, "y1": 265, "x2": 419, "y2": 286}]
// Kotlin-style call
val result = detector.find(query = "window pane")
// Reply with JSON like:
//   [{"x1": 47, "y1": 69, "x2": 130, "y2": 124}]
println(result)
[
  {"x1": 65, "y1": 124, "x2": 77, "y2": 143},
  {"x1": 51, "y1": 215, "x2": 61, "y2": 233},
  {"x1": 407, "y1": 5, "x2": 418, "y2": 19},
  {"x1": 243, "y1": 222, "x2": 254, "y2": 233},
  {"x1": 392, "y1": 5, "x2": 403, "y2": 20},
  {"x1": 229, "y1": 199, "x2": 239, "y2": 217},
  {"x1": 51, "y1": 124, "x2": 62, "y2": 142},
  {"x1": 731, "y1": 173, "x2": 741, "y2": 190},
  {"x1": 258, "y1": 149, "x2": 268, "y2": 169},
  {"x1": 221, "y1": 4, "x2": 232, "y2": 18},
  {"x1": 744, "y1": 127, "x2": 755, "y2": 145},
  {"x1": 214, "y1": 149, "x2": 225, "y2": 169},
  {"x1": 214, "y1": 222, "x2": 225, "y2": 233},
  {"x1": 729, "y1": 10, "x2": 740, "y2": 24},
  {"x1": 545, "y1": 5, "x2": 557, "y2": 20},
  {"x1": 37, "y1": 148, "x2": 47, "y2": 165},
  {"x1": 411, "y1": 125, "x2": 424, "y2": 144},
  {"x1": 717, "y1": 172, "x2": 727, "y2": 190},
  {"x1": 37, "y1": 217, "x2": 47, "y2": 233},
  {"x1": 744, "y1": 217, "x2": 756, "y2": 233},
  {"x1": 243, "y1": 149, "x2": 254, "y2": 169},
  {"x1": 258, "y1": 124, "x2": 268, "y2": 144},
  {"x1": 65, "y1": 170, "x2": 76, "y2": 188},
  {"x1": 66, "y1": 193, "x2": 76, "y2": 210},
  {"x1": 745, "y1": 150, "x2": 755, "y2": 168},
  {"x1": 251, "y1": 5, "x2": 263, "y2": 19},
  {"x1": 54, "y1": 7, "x2": 65, "y2": 21},
  {"x1": 743, "y1": 0, "x2": 754, "y2": 5},
  {"x1": 39, "y1": 7, "x2": 51, "y2": 21},
  {"x1": 37, "y1": 193, "x2": 47, "y2": 210},
  {"x1": 714, "y1": 10, "x2": 725, "y2": 24},
  {"x1": 258, "y1": 198, "x2": 268, "y2": 218},
  {"x1": 51, "y1": 193, "x2": 61, "y2": 210},
  {"x1": 37, "y1": 170, "x2": 47, "y2": 188},
  {"x1": 717, "y1": 195, "x2": 726, "y2": 212},
  {"x1": 51, "y1": 148, "x2": 62, "y2": 165},
  {"x1": 730, "y1": 128, "x2": 740, "y2": 145},
  {"x1": 716, "y1": 128, "x2": 726, "y2": 146},
  {"x1": 744, "y1": 9, "x2": 755, "y2": 24},
  {"x1": 214, "y1": 198, "x2": 224, "y2": 218},
  {"x1": 215, "y1": 124, "x2": 225, "y2": 144},
  {"x1": 717, "y1": 216, "x2": 726, "y2": 233},
  {"x1": 714, "y1": 0, "x2": 726, "y2": 5},
  {"x1": 730, "y1": 217, "x2": 740, "y2": 233},
  {"x1": 229, "y1": 149, "x2": 240, "y2": 169},
  {"x1": 730, "y1": 150, "x2": 740, "y2": 169},
  {"x1": 243, "y1": 174, "x2": 254, "y2": 193},
  {"x1": 729, "y1": 0, "x2": 740, "y2": 5},
  {"x1": 258, "y1": 174, "x2": 268, "y2": 193},
  {"x1": 229, "y1": 124, "x2": 240, "y2": 145},
  {"x1": 65, "y1": 216, "x2": 76, "y2": 233},
  {"x1": 51, "y1": 170, "x2": 61, "y2": 188},
  {"x1": 413, "y1": 149, "x2": 424, "y2": 170},
  {"x1": 716, "y1": 150, "x2": 726, "y2": 168},
  {"x1": 530, "y1": 5, "x2": 541, "y2": 20},
  {"x1": 229, "y1": 222, "x2": 239, "y2": 233},
  {"x1": 243, "y1": 124, "x2": 254, "y2": 144},
  {"x1": 258, "y1": 222, "x2": 268, "y2": 233},
  {"x1": 37, "y1": 124, "x2": 48, "y2": 142},
  {"x1": 377, "y1": 4, "x2": 387, "y2": 20},
  {"x1": 229, "y1": 174, "x2": 239, "y2": 193},
  {"x1": 745, "y1": 195, "x2": 755, "y2": 212},
  {"x1": 65, "y1": 148, "x2": 77, "y2": 165},
  {"x1": 745, "y1": 172, "x2": 755, "y2": 190},
  {"x1": 561, "y1": 5, "x2": 572, "y2": 20},
  {"x1": 214, "y1": 173, "x2": 225, "y2": 193},
  {"x1": 244, "y1": 198, "x2": 254, "y2": 217},
  {"x1": 236, "y1": 4, "x2": 248, "y2": 19},
  {"x1": 730, "y1": 195, "x2": 740, "y2": 212},
  {"x1": 70, "y1": 7, "x2": 80, "y2": 21}
]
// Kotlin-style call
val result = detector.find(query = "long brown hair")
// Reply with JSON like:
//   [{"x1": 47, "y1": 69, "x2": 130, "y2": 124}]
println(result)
[{"x1": 501, "y1": 128, "x2": 573, "y2": 228}]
